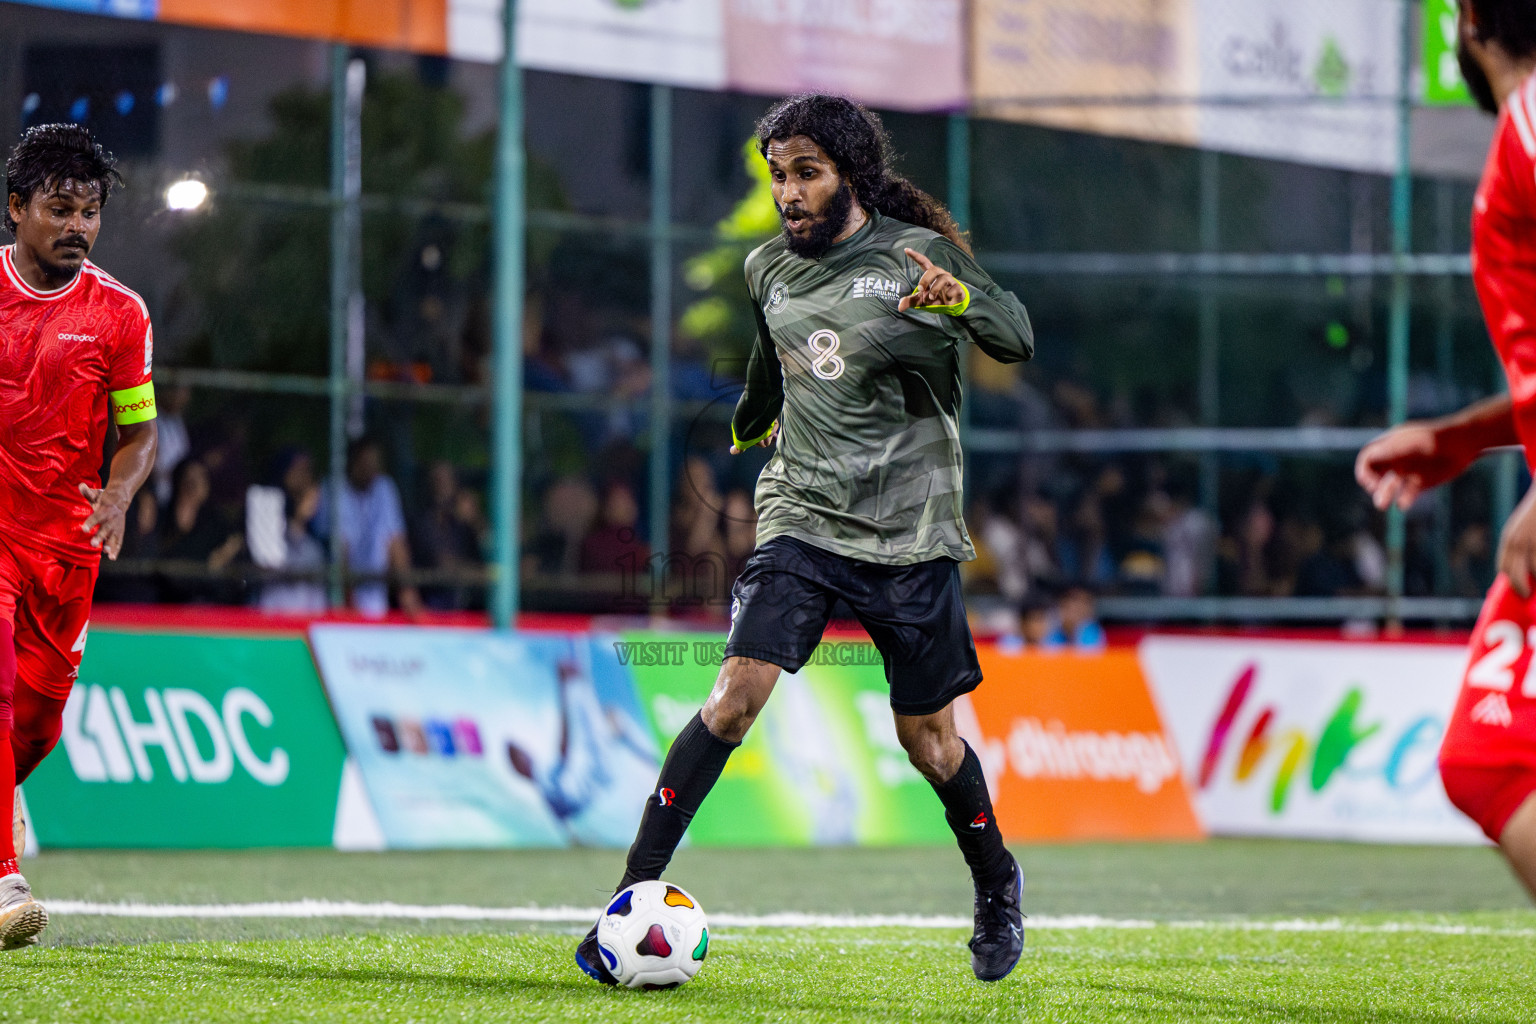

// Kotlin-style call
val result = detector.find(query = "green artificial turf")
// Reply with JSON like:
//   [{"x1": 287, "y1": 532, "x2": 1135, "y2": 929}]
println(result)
[{"x1": 0, "y1": 841, "x2": 1529, "y2": 1022}]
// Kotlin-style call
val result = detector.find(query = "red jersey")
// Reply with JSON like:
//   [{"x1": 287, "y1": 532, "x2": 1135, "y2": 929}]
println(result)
[
  {"x1": 0, "y1": 245, "x2": 156, "y2": 565},
  {"x1": 1473, "y1": 72, "x2": 1536, "y2": 471},
  {"x1": 1443, "y1": 73, "x2": 1536, "y2": 771}
]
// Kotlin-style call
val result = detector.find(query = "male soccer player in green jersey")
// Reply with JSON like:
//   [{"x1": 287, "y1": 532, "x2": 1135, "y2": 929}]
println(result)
[{"x1": 577, "y1": 94, "x2": 1035, "y2": 983}]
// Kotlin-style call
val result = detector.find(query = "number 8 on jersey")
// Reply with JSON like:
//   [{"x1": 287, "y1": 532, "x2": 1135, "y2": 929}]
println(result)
[{"x1": 806, "y1": 329, "x2": 844, "y2": 381}]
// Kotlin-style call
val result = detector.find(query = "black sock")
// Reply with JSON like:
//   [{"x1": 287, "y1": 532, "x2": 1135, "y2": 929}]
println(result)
[
  {"x1": 620, "y1": 712, "x2": 739, "y2": 889},
  {"x1": 930, "y1": 741, "x2": 1014, "y2": 892}
]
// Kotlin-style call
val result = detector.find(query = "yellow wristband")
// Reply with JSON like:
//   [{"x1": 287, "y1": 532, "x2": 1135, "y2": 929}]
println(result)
[
  {"x1": 110, "y1": 382, "x2": 157, "y2": 425},
  {"x1": 732, "y1": 420, "x2": 777, "y2": 449},
  {"x1": 910, "y1": 281, "x2": 970, "y2": 317}
]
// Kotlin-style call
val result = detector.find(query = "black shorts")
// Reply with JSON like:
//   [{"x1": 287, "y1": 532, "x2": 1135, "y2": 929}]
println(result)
[{"x1": 723, "y1": 535, "x2": 982, "y2": 716}]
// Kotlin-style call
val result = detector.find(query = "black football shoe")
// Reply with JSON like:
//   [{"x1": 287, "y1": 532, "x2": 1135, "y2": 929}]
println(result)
[
  {"x1": 574, "y1": 922, "x2": 618, "y2": 985},
  {"x1": 968, "y1": 854, "x2": 1024, "y2": 982}
]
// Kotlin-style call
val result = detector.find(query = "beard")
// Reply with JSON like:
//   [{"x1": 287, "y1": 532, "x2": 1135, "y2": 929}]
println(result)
[
  {"x1": 780, "y1": 182, "x2": 854, "y2": 259},
  {"x1": 1458, "y1": 38, "x2": 1500, "y2": 115}
]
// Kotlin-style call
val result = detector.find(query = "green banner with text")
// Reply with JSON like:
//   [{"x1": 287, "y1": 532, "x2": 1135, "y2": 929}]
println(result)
[
  {"x1": 618, "y1": 632, "x2": 950, "y2": 846},
  {"x1": 27, "y1": 631, "x2": 348, "y2": 848},
  {"x1": 1424, "y1": 0, "x2": 1472, "y2": 106}
]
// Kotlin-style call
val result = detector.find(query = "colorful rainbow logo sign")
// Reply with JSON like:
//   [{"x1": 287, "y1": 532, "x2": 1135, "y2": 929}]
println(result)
[{"x1": 1197, "y1": 663, "x2": 1443, "y2": 813}]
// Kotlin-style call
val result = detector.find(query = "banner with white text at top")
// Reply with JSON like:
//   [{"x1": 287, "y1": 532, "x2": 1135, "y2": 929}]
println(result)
[
  {"x1": 973, "y1": 0, "x2": 1402, "y2": 174},
  {"x1": 972, "y1": 0, "x2": 1202, "y2": 149},
  {"x1": 309, "y1": 625, "x2": 660, "y2": 849},
  {"x1": 453, "y1": 0, "x2": 728, "y2": 87},
  {"x1": 1193, "y1": 0, "x2": 1401, "y2": 174},
  {"x1": 724, "y1": 0, "x2": 967, "y2": 113},
  {"x1": 1423, "y1": 0, "x2": 1471, "y2": 106},
  {"x1": 968, "y1": 648, "x2": 1203, "y2": 841},
  {"x1": 1139, "y1": 636, "x2": 1484, "y2": 845}
]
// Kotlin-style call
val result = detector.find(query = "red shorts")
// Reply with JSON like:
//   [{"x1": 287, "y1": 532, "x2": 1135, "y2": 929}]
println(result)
[
  {"x1": 1440, "y1": 761, "x2": 1536, "y2": 842},
  {"x1": 0, "y1": 532, "x2": 97, "y2": 702},
  {"x1": 1439, "y1": 574, "x2": 1536, "y2": 839}
]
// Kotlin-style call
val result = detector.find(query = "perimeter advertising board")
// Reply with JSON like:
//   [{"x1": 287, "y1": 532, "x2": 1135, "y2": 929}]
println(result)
[
  {"x1": 620, "y1": 633, "x2": 1199, "y2": 845},
  {"x1": 971, "y1": 0, "x2": 1201, "y2": 148},
  {"x1": 724, "y1": 0, "x2": 967, "y2": 112},
  {"x1": 1423, "y1": 0, "x2": 1472, "y2": 106},
  {"x1": 28, "y1": 631, "x2": 347, "y2": 848},
  {"x1": 1194, "y1": 0, "x2": 1401, "y2": 174},
  {"x1": 622, "y1": 632, "x2": 950, "y2": 846},
  {"x1": 968, "y1": 648, "x2": 1203, "y2": 841},
  {"x1": 508, "y1": 0, "x2": 727, "y2": 88},
  {"x1": 1139, "y1": 636, "x2": 1483, "y2": 845},
  {"x1": 10, "y1": 0, "x2": 452, "y2": 54},
  {"x1": 309, "y1": 625, "x2": 659, "y2": 848},
  {"x1": 973, "y1": 0, "x2": 1402, "y2": 173}
]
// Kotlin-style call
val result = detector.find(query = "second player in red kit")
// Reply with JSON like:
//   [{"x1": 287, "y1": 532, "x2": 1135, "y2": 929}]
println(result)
[
  {"x1": 0, "y1": 124, "x2": 159, "y2": 946},
  {"x1": 1356, "y1": 0, "x2": 1536, "y2": 899}
]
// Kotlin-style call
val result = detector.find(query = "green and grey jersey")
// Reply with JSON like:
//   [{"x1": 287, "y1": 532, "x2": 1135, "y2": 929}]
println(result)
[{"x1": 732, "y1": 210, "x2": 1034, "y2": 565}]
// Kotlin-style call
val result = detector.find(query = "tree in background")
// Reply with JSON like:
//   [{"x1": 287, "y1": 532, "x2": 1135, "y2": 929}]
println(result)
[{"x1": 679, "y1": 140, "x2": 779, "y2": 373}]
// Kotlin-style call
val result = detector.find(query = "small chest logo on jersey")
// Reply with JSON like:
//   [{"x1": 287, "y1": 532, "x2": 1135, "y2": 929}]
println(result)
[
  {"x1": 58, "y1": 332, "x2": 97, "y2": 343},
  {"x1": 1471, "y1": 692, "x2": 1513, "y2": 728},
  {"x1": 766, "y1": 282, "x2": 789, "y2": 314},
  {"x1": 851, "y1": 276, "x2": 902, "y2": 302}
]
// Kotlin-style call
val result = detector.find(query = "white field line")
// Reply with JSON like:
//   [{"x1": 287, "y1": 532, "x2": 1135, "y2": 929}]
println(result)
[{"x1": 40, "y1": 901, "x2": 1536, "y2": 938}]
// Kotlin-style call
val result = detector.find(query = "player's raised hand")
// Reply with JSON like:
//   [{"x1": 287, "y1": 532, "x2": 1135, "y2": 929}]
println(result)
[
  {"x1": 1354, "y1": 422, "x2": 1474, "y2": 512},
  {"x1": 899, "y1": 248, "x2": 966, "y2": 312},
  {"x1": 730, "y1": 421, "x2": 779, "y2": 455},
  {"x1": 79, "y1": 482, "x2": 130, "y2": 560}
]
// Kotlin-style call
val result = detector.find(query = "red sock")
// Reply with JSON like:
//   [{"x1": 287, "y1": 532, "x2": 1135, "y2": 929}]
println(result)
[
  {"x1": 0, "y1": 724, "x2": 14, "y2": 868},
  {"x1": 11, "y1": 685, "x2": 65, "y2": 786},
  {"x1": 0, "y1": 623, "x2": 15, "y2": 868}
]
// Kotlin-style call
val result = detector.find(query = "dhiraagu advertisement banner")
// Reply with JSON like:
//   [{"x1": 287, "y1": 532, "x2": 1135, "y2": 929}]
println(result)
[
  {"x1": 1139, "y1": 636, "x2": 1483, "y2": 845},
  {"x1": 28, "y1": 631, "x2": 347, "y2": 848},
  {"x1": 310, "y1": 625, "x2": 659, "y2": 849},
  {"x1": 619, "y1": 632, "x2": 950, "y2": 847}
]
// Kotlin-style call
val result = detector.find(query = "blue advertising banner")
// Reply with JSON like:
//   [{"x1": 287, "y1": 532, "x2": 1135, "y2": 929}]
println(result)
[
  {"x1": 9, "y1": 1, "x2": 156, "y2": 17},
  {"x1": 309, "y1": 625, "x2": 658, "y2": 849}
]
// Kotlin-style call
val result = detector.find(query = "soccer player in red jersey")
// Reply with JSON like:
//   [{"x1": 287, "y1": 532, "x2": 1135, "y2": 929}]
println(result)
[
  {"x1": 0, "y1": 124, "x2": 159, "y2": 945},
  {"x1": 1356, "y1": 0, "x2": 1536, "y2": 899}
]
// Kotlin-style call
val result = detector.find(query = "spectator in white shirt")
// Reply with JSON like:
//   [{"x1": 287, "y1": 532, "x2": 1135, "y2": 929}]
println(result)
[{"x1": 314, "y1": 437, "x2": 423, "y2": 618}]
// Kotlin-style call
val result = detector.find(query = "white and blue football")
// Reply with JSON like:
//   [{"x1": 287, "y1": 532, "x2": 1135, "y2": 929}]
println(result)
[{"x1": 595, "y1": 879, "x2": 709, "y2": 989}]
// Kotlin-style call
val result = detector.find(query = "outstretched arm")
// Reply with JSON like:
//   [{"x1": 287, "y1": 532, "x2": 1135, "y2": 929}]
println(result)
[
  {"x1": 730, "y1": 297, "x2": 784, "y2": 454},
  {"x1": 80, "y1": 420, "x2": 158, "y2": 560},
  {"x1": 900, "y1": 243, "x2": 1034, "y2": 364},
  {"x1": 1355, "y1": 393, "x2": 1517, "y2": 511}
]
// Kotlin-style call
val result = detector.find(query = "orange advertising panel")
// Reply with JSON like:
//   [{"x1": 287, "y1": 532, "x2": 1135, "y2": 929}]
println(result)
[
  {"x1": 157, "y1": 0, "x2": 449, "y2": 54},
  {"x1": 967, "y1": 649, "x2": 1204, "y2": 841}
]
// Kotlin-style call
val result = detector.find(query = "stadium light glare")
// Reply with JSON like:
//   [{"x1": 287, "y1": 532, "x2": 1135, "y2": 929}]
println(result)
[{"x1": 165, "y1": 179, "x2": 209, "y2": 212}]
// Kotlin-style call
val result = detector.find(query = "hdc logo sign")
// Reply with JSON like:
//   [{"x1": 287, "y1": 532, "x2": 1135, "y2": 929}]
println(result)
[
  {"x1": 27, "y1": 632, "x2": 347, "y2": 849},
  {"x1": 61, "y1": 683, "x2": 290, "y2": 786}
]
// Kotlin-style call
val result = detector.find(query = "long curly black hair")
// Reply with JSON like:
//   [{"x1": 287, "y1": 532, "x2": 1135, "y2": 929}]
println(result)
[
  {"x1": 755, "y1": 94, "x2": 969, "y2": 253},
  {"x1": 1471, "y1": 0, "x2": 1536, "y2": 57},
  {"x1": 4, "y1": 123, "x2": 122, "y2": 236}
]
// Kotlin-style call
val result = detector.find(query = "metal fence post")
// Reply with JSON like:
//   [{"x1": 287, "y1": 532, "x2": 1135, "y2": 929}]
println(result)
[
  {"x1": 1384, "y1": 0, "x2": 1415, "y2": 624},
  {"x1": 327, "y1": 46, "x2": 363, "y2": 609},
  {"x1": 1198, "y1": 149, "x2": 1221, "y2": 595},
  {"x1": 491, "y1": 0, "x2": 526, "y2": 629},
  {"x1": 648, "y1": 84, "x2": 674, "y2": 570}
]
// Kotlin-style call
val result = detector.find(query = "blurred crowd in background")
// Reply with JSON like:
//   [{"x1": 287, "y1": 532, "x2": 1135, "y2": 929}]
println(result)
[{"x1": 98, "y1": 315, "x2": 1500, "y2": 631}]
